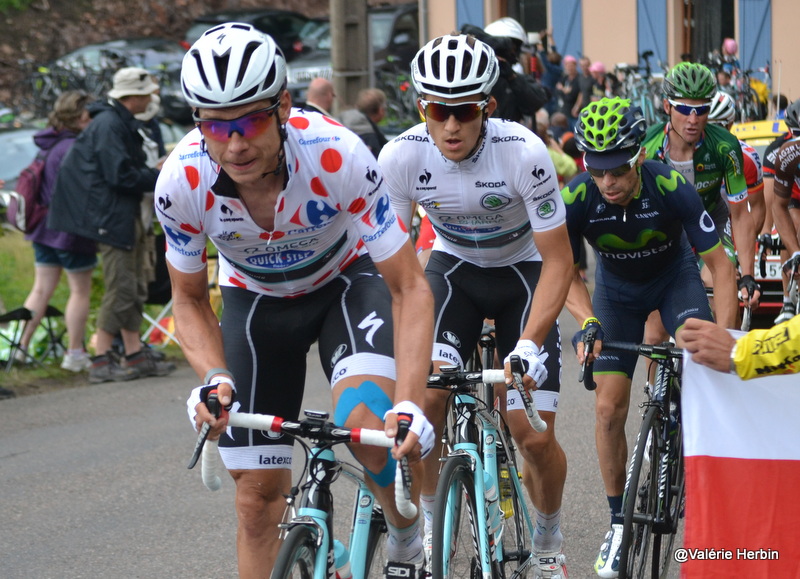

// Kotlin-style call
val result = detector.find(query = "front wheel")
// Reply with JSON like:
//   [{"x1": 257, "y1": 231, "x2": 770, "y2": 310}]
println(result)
[
  {"x1": 431, "y1": 455, "x2": 485, "y2": 579},
  {"x1": 619, "y1": 405, "x2": 659, "y2": 578},
  {"x1": 272, "y1": 524, "x2": 319, "y2": 579}
]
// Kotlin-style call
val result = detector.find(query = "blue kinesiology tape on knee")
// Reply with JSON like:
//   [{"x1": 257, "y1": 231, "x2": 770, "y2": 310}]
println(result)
[{"x1": 334, "y1": 380, "x2": 396, "y2": 487}]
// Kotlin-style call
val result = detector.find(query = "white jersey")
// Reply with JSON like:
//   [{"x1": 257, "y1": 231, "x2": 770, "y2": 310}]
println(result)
[
  {"x1": 154, "y1": 109, "x2": 408, "y2": 298},
  {"x1": 379, "y1": 119, "x2": 566, "y2": 267}
]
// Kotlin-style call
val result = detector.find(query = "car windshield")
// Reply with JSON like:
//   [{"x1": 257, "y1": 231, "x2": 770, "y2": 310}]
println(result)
[
  {"x1": 0, "y1": 130, "x2": 37, "y2": 182},
  {"x1": 303, "y1": 12, "x2": 398, "y2": 53}
]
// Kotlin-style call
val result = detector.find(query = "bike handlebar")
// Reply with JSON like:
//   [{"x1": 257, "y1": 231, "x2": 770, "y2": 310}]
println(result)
[
  {"x1": 427, "y1": 365, "x2": 547, "y2": 433},
  {"x1": 195, "y1": 411, "x2": 415, "y2": 517},
  {"x1": 578, "y1": 339, "x2": 683, "y2": 392}
]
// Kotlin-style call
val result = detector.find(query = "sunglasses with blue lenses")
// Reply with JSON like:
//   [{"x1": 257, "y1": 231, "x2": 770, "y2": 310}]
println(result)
[
  {"x1": 419, "y1": 99, "x2": 489, "y2": 123},
  {"x1": 195, "y1": 101, "x2": 280, "y2": 142},
  {"x1": 668, "y1": 99, "x2": 711, "y2": 116}
]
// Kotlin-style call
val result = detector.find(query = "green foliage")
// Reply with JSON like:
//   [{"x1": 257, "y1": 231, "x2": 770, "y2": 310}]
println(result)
[{"x1": 0, "y1": 0, "x2": 34, "y2": 14}]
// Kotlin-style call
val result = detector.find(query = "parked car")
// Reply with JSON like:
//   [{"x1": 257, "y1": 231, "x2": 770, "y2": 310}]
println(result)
[
  {"x1": 286, "y1": 2, "x2": 419, "y2": 102},
  {"x1": 183, "y1": 9, "x2": 313, "y2": 62},
  {"x1": 51, "y1": 37, "x2": 191, "y2": 124},
  {"x1": 0, "y1": 127, "x2": 38, "y2": 193}
]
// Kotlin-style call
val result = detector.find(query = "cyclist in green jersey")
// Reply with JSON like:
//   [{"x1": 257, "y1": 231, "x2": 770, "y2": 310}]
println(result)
[{"x1": 641, "y1": 62, "x2": 757, "y2": 340}]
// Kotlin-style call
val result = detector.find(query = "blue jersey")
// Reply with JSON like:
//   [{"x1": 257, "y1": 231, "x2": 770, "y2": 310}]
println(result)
[{"x1": 562, "y1": 161, "x2": 721, "y2": 282}]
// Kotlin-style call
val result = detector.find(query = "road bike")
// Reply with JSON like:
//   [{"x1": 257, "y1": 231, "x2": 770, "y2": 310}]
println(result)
[
  {"x1": 428, "y1": 328, "x2": 546, "y2": 579},
  {"x1": 581, "y1": 336, "x2": 684, "y2": 579},
  {"x1": 614, "y1": 50, "x2": 667, "y2": 127},
  {"x1": 195, "y1": 405, "x2": 415, "y2": 579}
]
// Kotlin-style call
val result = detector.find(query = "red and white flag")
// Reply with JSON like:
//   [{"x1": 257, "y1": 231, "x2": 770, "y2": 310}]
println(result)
[{"x1": 681, "y1": 349, "x2": 800, "y2": 578}]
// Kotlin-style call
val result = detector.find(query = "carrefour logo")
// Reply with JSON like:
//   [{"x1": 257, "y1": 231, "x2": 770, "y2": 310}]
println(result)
[{"x1": 246, "y1": 250, "x2": 314, "y2": 268}]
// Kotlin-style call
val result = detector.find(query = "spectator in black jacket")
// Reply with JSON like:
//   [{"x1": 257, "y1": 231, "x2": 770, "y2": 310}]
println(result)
[
  {"x1": 49, "y1": 67, "x2": 175, "y2": 383},
  {"x1": 463, "y1": 20, "x2": 550, "y2": 126},
  {"x1": 340, "y1": 88, "x2": 389, "y2": 158}
]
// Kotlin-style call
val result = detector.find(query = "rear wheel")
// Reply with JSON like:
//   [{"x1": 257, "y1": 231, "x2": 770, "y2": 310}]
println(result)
[
  {"x1": 272, "y1": 525, "x2": 319, "y2": 579},
  {"x1": 432, "y1": 455, "x2": 485, "y2": 579}
]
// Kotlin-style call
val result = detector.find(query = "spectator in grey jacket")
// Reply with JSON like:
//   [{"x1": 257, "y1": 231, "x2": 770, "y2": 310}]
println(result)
[
  {"x1": 49, "y1": 67, "x2": 175, "y2": 383},
  {"x1": 340, "y1": 88, "x2": 389, "y2": 158}
]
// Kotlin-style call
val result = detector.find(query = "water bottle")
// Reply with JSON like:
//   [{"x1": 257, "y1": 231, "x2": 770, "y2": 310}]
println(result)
[
  {"x1": 334, "y1": 539, "x2": 352, "y2": 579},
  {"x1": 483, "y1": 470, "x2": 503, "y2": 537},
  {"x1": 498, "y1": 463, "x2": 515, "y2": 519}
]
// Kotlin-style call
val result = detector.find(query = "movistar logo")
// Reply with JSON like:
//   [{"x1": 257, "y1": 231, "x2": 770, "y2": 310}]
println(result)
[
  {"x1": 596, "y1": 229, "x2": 668, "y2": 251},
  {"x1": 655, "y1": 171, "x2": 685, "y2": 195},
  {"x1": 562, "y1": 182, "x2": 588, "y2": 205}
]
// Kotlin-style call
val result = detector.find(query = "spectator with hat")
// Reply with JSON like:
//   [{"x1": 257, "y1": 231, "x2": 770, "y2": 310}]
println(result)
[{"x1": 49, "y1": 66, "x2": 175, "y2": 383}]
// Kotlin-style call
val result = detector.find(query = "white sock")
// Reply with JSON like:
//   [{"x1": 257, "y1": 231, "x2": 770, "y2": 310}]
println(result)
[
  {"x1": 533, "y1": 507, "x2": 564, "y2": 553},
  {"x1": 386, "y1": 518, "x2": 423, "y2": 563},
  {"x1": 420, "y1": 494, "x2": 436, "y2": 535}
]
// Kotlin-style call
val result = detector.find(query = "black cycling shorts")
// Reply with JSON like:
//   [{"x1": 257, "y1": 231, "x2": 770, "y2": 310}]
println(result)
[
  {"x1": 217, "y1": 255, "x2": 396, "y2": 469},
  {"x1": 592, "y1": 244, "x2": 713, "y2": 377},
  {"x1": 425, "y1": 251, "x2": 562, "y2": 406}
]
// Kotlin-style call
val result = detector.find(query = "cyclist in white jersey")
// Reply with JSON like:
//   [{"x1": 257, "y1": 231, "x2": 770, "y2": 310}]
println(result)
[
  {"x1": 379, "y1": 34, "x2": 573, "y2": 579},
  {"x1": 154, "y1": 24, "x2": 435, "y2": 578}
]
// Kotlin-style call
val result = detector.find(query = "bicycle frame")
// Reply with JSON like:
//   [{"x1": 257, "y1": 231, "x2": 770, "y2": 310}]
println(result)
[
  {"x1": 280, "y1": 445, "x2": 381, "y2": 579},
  {"x1": 433, "y1": 331, "x2": 537, "y2": 578}
]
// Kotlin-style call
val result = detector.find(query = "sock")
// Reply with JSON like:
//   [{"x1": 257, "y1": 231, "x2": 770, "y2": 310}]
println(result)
[
  {"x1": 67, "y1": 348, "x2": 84, "y2": 356},
  {"x1": 533, "y1": 507, "x2": 563, "y2": 553},
  {"x1": 386, "y1": 518, "x2": 423, "y2": 563},
  {"x1": 608, "y1": 494, "x2": 624, "y2": 525},
  {"x1": 420, "y1": 494, "x2": 436, "y2": 535}
]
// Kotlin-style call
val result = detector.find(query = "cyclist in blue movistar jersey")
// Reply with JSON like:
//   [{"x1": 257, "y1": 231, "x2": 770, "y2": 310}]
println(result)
[
  {"x1": 380, "y1": 34, "x2": 573, "y2": 578},
  {"x1": 562, "y1": 97, "x2": 737, "y2": 578},
  {"x1": 155, "y1": 24, "x2": 434, "y2": 578}
]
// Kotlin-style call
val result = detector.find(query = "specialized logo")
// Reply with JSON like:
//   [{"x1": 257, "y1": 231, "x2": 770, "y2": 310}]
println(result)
[
  {"x1": 536, "y1": 200, "x2": 556, "y2": 219},
  {"x1": 443, "y1": 331, "x2": 461, "y2": 348},
  {"x1": 419, "y1": 170, "x2": 432, "y2": 184},
  {"x1": 358, "y1": 312, "x2": 385, "y2": 347},
  {"x1": 481, "y1": 194, "x2": 511, "y2": 211}
]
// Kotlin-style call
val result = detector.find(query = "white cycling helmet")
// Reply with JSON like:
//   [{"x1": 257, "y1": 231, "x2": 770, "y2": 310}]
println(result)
[
  {"x1": 484, "y1": 17, "x2": 527, "y2": 44},
  {"x1": 708, "y1": 91, "x2": 736, "y2": 125},
  {"x1": 411, "y1": 34, "x2": 499, "y2": 99},
  {"x1": 181, "y1": 22, "x2": 287, "y2": 109}
]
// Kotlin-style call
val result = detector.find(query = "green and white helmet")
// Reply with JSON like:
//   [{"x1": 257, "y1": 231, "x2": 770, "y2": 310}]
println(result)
[
  {"x1": 662, "y1": 62, "x2": 716, "y2": 101},
  {"x1": 575, "y1": 97, "x2": 647, "y2": 153}
]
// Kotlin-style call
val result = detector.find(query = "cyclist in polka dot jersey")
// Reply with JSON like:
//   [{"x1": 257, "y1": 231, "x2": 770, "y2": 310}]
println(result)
[{"x1": 155, "y1": 24, "x2": 434, "y2": 578}]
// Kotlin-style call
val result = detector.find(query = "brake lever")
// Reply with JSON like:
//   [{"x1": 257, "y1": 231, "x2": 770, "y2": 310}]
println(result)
[
  {"x1": 187, "y1": 391, "x2": 221, "y2": 470},
  {"x1": 579, "y1": 327, "x2": 597, "y2": 391}
]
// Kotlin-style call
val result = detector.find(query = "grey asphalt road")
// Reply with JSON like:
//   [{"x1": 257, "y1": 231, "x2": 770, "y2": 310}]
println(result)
[{"x1": 0, "y1": 309, "x2": 681, "y2": 578}]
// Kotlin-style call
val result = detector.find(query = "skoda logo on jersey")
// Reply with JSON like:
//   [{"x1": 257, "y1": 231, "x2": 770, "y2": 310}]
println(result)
[
  {"x1": 331, "y1": 343, "x2": 348, "y2": 367},
  {"x1": 481, "y1": 194, "x2": 511, "y2": 211},
  {"x1": 443, "y1": 331, "x2": 461, "y2": 348},
  {"x1": 536, "y1": 201, "x2": 556, "y2": 219},
  {"x1": 246, "y1": 250, "x2": 314, "y2": 268}
]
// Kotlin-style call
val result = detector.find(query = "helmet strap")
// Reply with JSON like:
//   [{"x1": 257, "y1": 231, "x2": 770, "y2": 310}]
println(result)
[
  {"x1": 261, "y1": 121, "x2": 288, "y2": 179},
  {"x1": 461, "y1": 110, "x2": 490, "y2": 161}
]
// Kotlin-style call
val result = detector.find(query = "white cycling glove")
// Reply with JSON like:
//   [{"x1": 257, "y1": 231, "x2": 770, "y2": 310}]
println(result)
[
  {"x1": 504, "y1": 339, "x2": 549, "y2": 387},
  {"x1": 187, "y1": 374, "x2": 236, "y2": 429},
  {"x1": 384, "y1": 400, "x2": 435, "y2": 459},
  {"x1": 782, "y1": 251, "x2": 800, "y2": 275}
]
